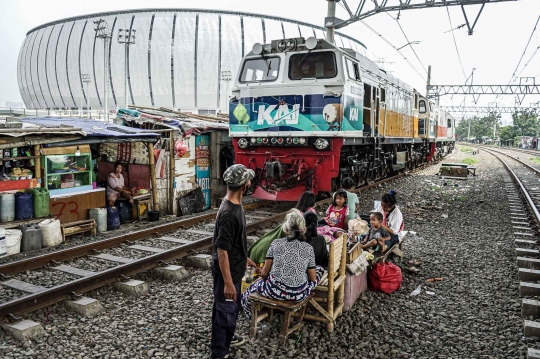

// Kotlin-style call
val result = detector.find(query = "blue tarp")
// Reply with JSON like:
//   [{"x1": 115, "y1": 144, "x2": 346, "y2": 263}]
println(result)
[{"x1": 21, "y1": 117, "x2": 160, "y2": 140}]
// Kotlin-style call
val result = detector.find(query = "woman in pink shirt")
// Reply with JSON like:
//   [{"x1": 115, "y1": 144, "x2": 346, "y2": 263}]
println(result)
[{"x1": 107, "y1": 162, "x2": 135, "y2": 206}]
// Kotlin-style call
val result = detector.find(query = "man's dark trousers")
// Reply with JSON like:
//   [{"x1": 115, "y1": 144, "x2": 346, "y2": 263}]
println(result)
[{"x1": 210, "y1": 268, "x2": 241, "y2": 359}]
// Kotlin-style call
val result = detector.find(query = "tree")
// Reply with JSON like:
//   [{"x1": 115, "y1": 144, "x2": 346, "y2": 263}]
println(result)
[{"x1": 512, "y1": 109, "x2": 540, "y2": 137}]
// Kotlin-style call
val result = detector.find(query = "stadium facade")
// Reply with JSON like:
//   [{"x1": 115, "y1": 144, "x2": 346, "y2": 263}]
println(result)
[{"x1": 18, "y1": 9, "x2": 366, "y2": 113}]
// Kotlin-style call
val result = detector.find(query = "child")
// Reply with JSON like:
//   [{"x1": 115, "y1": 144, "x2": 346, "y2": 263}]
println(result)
[
  {"x1": 361, "y1": 212, "x2": 392, "y2": 253},
  {"x1": 295, "y1": 191, "x2": 317, "y2": 214},
  {"x1": 318, "y1": 189, "x2": 349, "y2": 231}
]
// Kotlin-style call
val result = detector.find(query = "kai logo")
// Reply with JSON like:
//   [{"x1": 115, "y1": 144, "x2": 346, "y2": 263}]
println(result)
[
  {"x1": 350, "y1": 107, "x2": 359, "y2": 122},
  {"x1": 257, "y1": 104, "x2": 300, "y2": 125}
]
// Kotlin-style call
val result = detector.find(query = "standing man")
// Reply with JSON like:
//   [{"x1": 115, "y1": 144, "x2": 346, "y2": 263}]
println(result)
[{"x1": 210, "y1": 164, "x2": 257, "y2": 359}]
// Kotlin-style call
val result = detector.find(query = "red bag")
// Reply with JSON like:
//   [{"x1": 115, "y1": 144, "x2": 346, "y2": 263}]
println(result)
[{"x1": 368, "y1": 262, "x2": 402, "y2": 293}]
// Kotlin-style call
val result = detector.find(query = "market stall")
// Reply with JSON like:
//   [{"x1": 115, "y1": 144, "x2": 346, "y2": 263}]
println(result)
[{"x1": 21, "y1": 118, "x2": 161, "y2": 223}]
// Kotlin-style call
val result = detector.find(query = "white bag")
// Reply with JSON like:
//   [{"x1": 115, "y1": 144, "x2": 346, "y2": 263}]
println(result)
[{"x1": 348, "y1": 218, "x2": 369, "y2": 235}]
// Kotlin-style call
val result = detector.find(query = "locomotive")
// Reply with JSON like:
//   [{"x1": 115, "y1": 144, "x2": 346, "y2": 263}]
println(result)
[{"x1": 229, "y1": 36, "x2": 455, "y2": 201}]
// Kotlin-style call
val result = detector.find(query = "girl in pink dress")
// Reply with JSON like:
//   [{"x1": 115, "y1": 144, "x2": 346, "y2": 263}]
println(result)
[{"x1": 317, "y1": 189, "x2": 349, "y2": 239}]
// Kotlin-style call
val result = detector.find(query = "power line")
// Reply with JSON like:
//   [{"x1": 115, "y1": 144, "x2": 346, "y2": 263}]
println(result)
[
  {"x1": 446, "y1": 7, "x2": 467, "y2": 81},
  {"x1": 510, "y1": 16, "x2": 540, "y2": 83},
  {"x1": 386, "y1": 13, "x2": 430, "y2": 80},
  {"x1": 336, "y1": 1, "x2": 428, "y2": 83}
]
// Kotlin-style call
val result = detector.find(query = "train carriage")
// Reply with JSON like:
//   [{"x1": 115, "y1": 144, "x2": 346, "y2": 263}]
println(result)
[{"x1": 229, "y1": 37, "x2": 454, "y2": 201}]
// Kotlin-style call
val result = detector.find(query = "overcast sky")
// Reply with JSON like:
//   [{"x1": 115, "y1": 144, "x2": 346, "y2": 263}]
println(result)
[{"x1": 1, "y1": 0, "x2": 539, "y2": 123}]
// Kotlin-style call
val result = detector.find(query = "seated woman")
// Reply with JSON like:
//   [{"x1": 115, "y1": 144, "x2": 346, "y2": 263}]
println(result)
[
  {"x1": 241, "y1": 209, "x2": 324, "y2": 318},
  {"x1": 295, "y1": 191, "x2": 316, "y2": 214},
  {"x1": 373, "y1": 190, "x2": 404, "y2": 248},
  {"x1": 248, "y1": 191, "x2": 316, "y2": 265},
  {"x1": 304, "y1": 212, "x2": 329, "y2": 267},
  {"x1": 107, "y1": 162, "x2": 135, "y2": 207}
]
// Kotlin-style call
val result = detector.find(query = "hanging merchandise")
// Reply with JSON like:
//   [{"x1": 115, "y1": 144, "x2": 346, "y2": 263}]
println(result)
[{"x1": 175, "y1": 139, "x2": 188, "y2": 157}]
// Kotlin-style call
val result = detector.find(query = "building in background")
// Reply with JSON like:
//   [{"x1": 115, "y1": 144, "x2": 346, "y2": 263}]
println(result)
[{"x1": 17, "y1": 8, "x2": 366, "y2": 113}]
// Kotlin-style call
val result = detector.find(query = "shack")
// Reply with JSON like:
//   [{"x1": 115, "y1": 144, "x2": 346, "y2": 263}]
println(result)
[
  {"x1": 116, "y1": 107, "x2": 231, "y2": 214},
  {"x1": 8, "y1": 118, "x2": 161, "y2": 224}
]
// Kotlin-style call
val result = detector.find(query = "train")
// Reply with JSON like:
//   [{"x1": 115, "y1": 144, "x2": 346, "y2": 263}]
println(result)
[{"x1": 228, "y1": 36, "x2": 455, "y2": 201}]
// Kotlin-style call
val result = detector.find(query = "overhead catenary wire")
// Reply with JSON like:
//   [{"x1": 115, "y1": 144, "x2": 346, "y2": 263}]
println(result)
[
  {"x1": 335, "y1": 1, "x2": 429, "y2": 84},
  {"x1": 446, "y1": 7, "x2": 467, "y2": 81}
]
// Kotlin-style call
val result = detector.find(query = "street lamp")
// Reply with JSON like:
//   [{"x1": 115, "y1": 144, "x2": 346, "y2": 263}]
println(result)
[
  {"x1": 396, "y1": 41, "x2": 420, "y2": 51},
  {"x1": 117, "y1": 28, "x2": 136, "y2": 110},
  {"x1": 94, "y1": 19, "x2": 112, "y2": 122},
  {"x1": 81, "y1": 73, "x2": 91, "y2": 118},
  {"x1": 221, "y1": 70, "x2": 232, "y2": 113}
]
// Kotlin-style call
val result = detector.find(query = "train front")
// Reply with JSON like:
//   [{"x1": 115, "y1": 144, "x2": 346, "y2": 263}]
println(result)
[{"x1": 228, "y1": 37, "x2": 355, "y2": 201}]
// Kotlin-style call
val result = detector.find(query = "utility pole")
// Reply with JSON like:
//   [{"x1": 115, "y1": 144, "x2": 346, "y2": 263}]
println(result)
[
  {"x1": 81, "y1": 74, "x2": 91, "y2": 118},
  {"x1": 467, "y1": 118, "x2": 471, "y2": 142},
  {"x1": 325, "y1": 0, "x2": 337, "y2": 44},
  {"x1": 117, "y1": 28, "x2": 136, "y2": 110},
  {"x1": 94, "y1": 19, "x2": 112, "y2": 123},
  {"x1": 221, "y1": 70, "x2": 231, "y2": 113},
  {"x1": 80, "y1": 74, "x2": 90, "y2": 118},
  {"x1": 426, "y1": 65, "x2": 432, "y2": 101}
]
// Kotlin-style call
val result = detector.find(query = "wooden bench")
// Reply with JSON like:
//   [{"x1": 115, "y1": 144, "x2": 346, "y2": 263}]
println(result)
[
  {"x1": 61, "y1": 219, "x2": 97, "y2": 242},
  {"x1": 248, "y1": 292, "x2": 314, "y2": 346},
  {"x1": 132, "y1": 193, "x2": 152, "y2": 220},
  {"x1": 304, "y1": 234, "x2": 347, "y2": 332},
  {"x1": 373, "y1": 231, "x2": 409, "y2": 264}
]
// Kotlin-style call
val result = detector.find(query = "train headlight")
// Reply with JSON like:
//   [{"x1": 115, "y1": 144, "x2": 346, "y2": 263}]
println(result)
[
  {"x1": 257, "y1": 138, "x2": 263, "y2": 144},
  {"x1": 299, "y1": 137, "x2": 306, "y2": 145},
  {"x1": 277, "y1": 138, "x2": 284, "y2": 144},
  {"x1": 238, "y1": 138, "x2": 249, "y2": 149},
  {"x1": 262, "y1": 138, "x2": 269, "y2": 144},
  {"x1": 292, "y1": 138, "x2": 299, "y2": 144},
  {"x1": 271, "y1": 137, "x2": 278, "y2": 144},
  {"x1": 286, "y1": 138, "x2": 293, "y2": 144},
  {"x1": 314, "y1": 138, "x2": 329, "y2": 150},
  {"x1": 250, "y1": 138, "x2": 257, "y2": 144}
]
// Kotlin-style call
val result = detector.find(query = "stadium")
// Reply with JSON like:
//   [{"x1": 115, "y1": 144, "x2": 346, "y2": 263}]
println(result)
[{"x1": 17, "y1": 8, "x2": 366, "y2": 113}]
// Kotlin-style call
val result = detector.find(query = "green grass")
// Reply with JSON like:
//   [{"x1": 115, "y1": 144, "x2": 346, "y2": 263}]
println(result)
[
  {"x1": 529, "y1": 157, "x2": 540, "y2": 164},
  {"x1": 462, "y1": 158, "x2": 478, "y2": 165},
  {"x1": 460, "y1": 146, "x2": 473, "y2": 153}
]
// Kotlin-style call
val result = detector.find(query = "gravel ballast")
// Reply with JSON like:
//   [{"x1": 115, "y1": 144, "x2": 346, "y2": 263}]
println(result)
[{"x1": 0, "y1": 147, "x2": 528, "y2": 358}]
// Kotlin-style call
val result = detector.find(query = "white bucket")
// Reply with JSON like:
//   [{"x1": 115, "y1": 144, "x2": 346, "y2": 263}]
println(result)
[
  {"x1": 0, "y1": 228, "x2": 6, "y2": 257},
  {"x1": 39, "y1": 218, "x2": 62, "y2": 247},
  {"x1": 89, "y1": 208, "x2": 107, "y2": 233},
  {"x1": 5, "y1": 229, "x2": 22, "y2": 255}
]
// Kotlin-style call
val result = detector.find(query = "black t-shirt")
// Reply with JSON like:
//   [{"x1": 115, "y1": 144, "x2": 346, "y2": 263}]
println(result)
[
  {"x1": 211, "y1": 198, "x2": 247, "y2": 284},
  {"x1": 307, "y1": 234, "x2": 329, "y2": 268}
]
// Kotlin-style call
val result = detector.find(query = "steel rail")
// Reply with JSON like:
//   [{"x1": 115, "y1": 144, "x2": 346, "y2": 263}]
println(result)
[
  {"x1": 0, "y1": 210, "x2": 288, "y2": 318},
  {"x1": 0, "y1": 201, "x2": 268, "y2": 276},
  {"x1": 482, "y1": 148, "x2": 540, "y2": 230},
  {"x1": 0, "y1": 157, "x2": 441, "y2": 319},
  {"x1": 480, "y1": 147, "x2": 540, "y2": 175}
]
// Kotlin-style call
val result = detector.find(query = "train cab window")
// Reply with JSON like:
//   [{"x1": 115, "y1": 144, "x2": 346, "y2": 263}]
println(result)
[
  {"x1": 239, "y1": 57, "x2": 280, "y2": 83},
  {"x1": 381, "y1": 88, "x2": 386, "y2": 103},
  {"x1": 419, "y1": 100, "x2": 426, "y2": 114},
  {"x1": 289, "y1": 51, "x2": 337, "y2": 80},
  {"x1": 447, "y1": 119, "x2": 452, "y2": 128}
]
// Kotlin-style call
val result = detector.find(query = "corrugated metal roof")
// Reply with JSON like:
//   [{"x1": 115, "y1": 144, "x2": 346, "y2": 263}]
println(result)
[{"x1": 21, "y1": 118, "x2": 161, "y2": 139}]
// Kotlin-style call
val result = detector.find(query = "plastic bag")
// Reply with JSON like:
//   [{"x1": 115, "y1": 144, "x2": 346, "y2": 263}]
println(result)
[
  {"x1": 368, "y1": 262, "x2": 402, "y2": 293},
  {"x1": 175, "y1": 139, "x2": 188, "y2": 157},
  {"x1": 348, "y1": 218, "x2": 369, "y2": 235}
]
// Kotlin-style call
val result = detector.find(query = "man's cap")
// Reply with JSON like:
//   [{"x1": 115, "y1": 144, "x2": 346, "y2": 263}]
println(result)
[{"x1": 223, "y1": 164, "x2": 255, "y2": 187}]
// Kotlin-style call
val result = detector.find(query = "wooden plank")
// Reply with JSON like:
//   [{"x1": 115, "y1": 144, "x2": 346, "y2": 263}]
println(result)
[
  {"x1": 128, "y1": 245, "x2": 166, "y2": 253},
  {"x1": 41, "y1": 145, "x2": 91, "y2": 155},
  {"x1": 1, "y1": 279, "x2": 46, "y2": 294},
  {"x1": 50, "y1": 264, "x2": 96, "y2": 277},
  {"x1": 50, "y1": 191, "x2": 106, "y2": 224},
  {"x1": 91, "y1": 254, "x2": 134, "y2": 264}
]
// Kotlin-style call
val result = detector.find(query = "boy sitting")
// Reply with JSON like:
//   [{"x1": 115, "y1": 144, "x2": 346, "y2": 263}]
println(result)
[{"x1": 361, "y1": 212, "x2": 392, "y2": 253}]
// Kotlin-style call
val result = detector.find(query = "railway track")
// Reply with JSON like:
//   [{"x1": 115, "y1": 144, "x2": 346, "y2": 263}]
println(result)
[
  {"x1": 481, "y1": 147, "x2": 540, "y2": 358},
  {"x1": 0, "y1": 159, "x2": 444, "y2": 323}
]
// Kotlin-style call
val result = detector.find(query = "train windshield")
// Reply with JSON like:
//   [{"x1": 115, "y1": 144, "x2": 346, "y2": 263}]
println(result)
[
  {"x1": 239, "y1": 57, "x2": 280, "y2": 83},
  {"x1": 288, "y1": 51, "x2": 337, "y2": 80}
]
